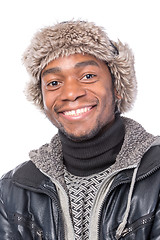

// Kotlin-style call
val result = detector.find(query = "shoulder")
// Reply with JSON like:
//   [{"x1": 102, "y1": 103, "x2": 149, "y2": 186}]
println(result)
[
  {"x1": 120, "y1": 143, "x2": 160, "y2": 182},
  {"x1": 0, "y1": 161, "x2": 49, "y2": 193},
  {"x1": 138, "y1": 143, "x2": 160, "y2": 177}
]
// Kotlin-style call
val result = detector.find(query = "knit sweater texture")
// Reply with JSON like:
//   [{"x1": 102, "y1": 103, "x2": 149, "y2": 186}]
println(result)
[{"x1": 60, "y1": 116, "x2": 124, "y2": 239}]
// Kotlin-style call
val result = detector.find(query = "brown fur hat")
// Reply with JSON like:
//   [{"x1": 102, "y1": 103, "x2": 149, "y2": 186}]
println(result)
[{"x1": 23, "y1": 20, "x2": 137, "y2": 113}]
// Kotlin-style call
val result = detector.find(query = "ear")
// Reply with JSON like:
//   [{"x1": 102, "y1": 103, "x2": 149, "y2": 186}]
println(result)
[
  {"x1": 114, "y1": 89, "x2": 122, "y2": 100},
  {"x1": 114, "y1": 89, "x2": 122, "y2": 114}
]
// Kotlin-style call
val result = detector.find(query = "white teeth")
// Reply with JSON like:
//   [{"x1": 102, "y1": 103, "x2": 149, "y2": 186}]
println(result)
[{"x1": 64, "y1": 107, "x2": 91, "y2": 116}]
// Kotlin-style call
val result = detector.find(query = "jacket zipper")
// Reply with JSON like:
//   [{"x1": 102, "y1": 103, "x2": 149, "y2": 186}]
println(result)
[
  {"x1": 121, "y1": 214, "x2": 154, "y2": 237},
  {"x1": 41, "y1": 183, "x2": 66, "y2": 240},
  {"x1": 96, "y1": 164, "x2": 160, "y2": 239},
  {"x1": 14, "y1": 213, "x2": 44, "y2": 239},
  {"x1": 94, "y1": 166, "x2": 137, "y2": 240},
  {"x1": 41, "y1": 171, "x2": 75, "y2": 240},
  {"x1": 137, "y1": 164, "x2": 160, "y2": 181},
  {"x1": 15, "y1": 182, "x2": 66, "y2": 240},
  {"x1": 37, "y1": 230, "x2": 43, "y2": 240}
]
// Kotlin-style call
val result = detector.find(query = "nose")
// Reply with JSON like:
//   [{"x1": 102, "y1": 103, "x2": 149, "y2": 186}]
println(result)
[{"x1": 60, "y1": 79, "x2": 86, "y2": 101}]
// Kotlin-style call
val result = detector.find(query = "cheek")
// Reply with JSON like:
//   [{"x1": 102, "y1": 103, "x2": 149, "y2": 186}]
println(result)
[
  {"x1": 42, "y1": 93, "x2": 59, "y2": 126},
  {"x1": 101, "y1": 85, "x2": 114, "y2": 102},
  {"x1": 100, "y1": 87, "x2": 115, "y2": 114},
  {"x1": 42, "y1": 91, "x2": 56, "y2": 111}
]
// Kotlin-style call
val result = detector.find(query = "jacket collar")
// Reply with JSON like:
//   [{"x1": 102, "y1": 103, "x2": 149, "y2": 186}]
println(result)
[
  {"x1": 13, "y1": 117, "x2": 160, "y2": 189},
  {"x1": 12, "y1": 161, "x2": 49, "y2": 189},
  {"x1": 12, "y1": 143, "x2": 160, "y2": 190}
]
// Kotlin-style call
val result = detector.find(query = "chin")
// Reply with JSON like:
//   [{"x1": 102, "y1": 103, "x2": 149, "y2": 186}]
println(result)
[
  {"x1": 61, "y1": 127, "x2": 102, "y2": 142},
  {"x1": 58, "y1": 117, "x2": 115, "y2": 142}
]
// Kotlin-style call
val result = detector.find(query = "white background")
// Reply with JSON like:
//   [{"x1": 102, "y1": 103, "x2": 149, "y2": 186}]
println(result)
[{"x1": 0, "y1": 0, "x2": 160, "y2": 176}]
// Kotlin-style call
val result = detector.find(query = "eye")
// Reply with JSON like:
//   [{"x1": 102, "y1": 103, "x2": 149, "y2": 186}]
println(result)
[
  {"x1": 48, "y1": 81, "x2": 59, "y2": 86},
  {"x1": 83, "y1": 74, "x2": 96, "y2": 80},
  {"x1": 81, "y1": 73, "x2": 97, "y2": 83},
  {"x1": 46, "y1": 80, "x2": 61, "y2": 90}
]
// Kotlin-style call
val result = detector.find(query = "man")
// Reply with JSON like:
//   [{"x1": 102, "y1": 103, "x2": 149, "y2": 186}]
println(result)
[{"x1": 0, "y1": 20, "x2": 160, "y2": 239}]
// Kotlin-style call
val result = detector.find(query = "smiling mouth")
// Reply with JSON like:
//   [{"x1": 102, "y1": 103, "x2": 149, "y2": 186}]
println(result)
[{"x1": 63, "y1": 106, "x2": 93, "y2": 117}]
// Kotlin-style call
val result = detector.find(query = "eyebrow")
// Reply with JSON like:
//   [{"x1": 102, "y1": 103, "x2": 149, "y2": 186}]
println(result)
[
  {"x1": 42, "y1": 60, "x2": 100, "y2": 77},
  {"x1": 42, "y1": 67, "x2": 61, "y2": 77},
  {"x1": 74, "y1": 60, "x2": 99, "y2": 68}
]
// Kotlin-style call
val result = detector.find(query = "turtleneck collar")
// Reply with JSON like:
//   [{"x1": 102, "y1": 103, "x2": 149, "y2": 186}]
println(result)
[{"x1": 59, "y1": 115, "x2": 125, "y2": 177}]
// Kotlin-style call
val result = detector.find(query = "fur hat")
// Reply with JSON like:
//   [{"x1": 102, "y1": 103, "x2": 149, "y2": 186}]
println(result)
[{"x1": 23, "y1": 20, "x2": 137, "y2": 113}]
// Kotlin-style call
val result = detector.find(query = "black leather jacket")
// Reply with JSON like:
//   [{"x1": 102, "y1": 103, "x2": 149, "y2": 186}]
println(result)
[{"x1": 0, "y1": 144, "x2": 160, "y2": 240}]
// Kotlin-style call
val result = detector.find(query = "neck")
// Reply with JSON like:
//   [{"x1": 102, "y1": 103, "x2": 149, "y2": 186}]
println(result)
[{"x1": 59, "y1": 115, "x2": 125, "y2": 176}]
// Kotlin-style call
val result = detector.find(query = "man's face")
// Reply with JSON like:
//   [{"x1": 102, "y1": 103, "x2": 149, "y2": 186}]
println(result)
[{"x1": 41, "y1": 54, "x2": 116, "y2": 141}]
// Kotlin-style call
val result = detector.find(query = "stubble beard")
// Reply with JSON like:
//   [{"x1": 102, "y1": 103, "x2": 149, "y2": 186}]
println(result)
[
  {"x1": 58, "y1": 119, "x2": 106, "y2": 142},
  {"x1": 58, "y1": 106, "x2": 116, "y2": 143}
]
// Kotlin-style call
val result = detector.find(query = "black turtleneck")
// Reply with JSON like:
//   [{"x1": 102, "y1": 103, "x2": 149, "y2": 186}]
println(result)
[{"x1": 59, "y1": 115, "x2": 125, "y2": 177}]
